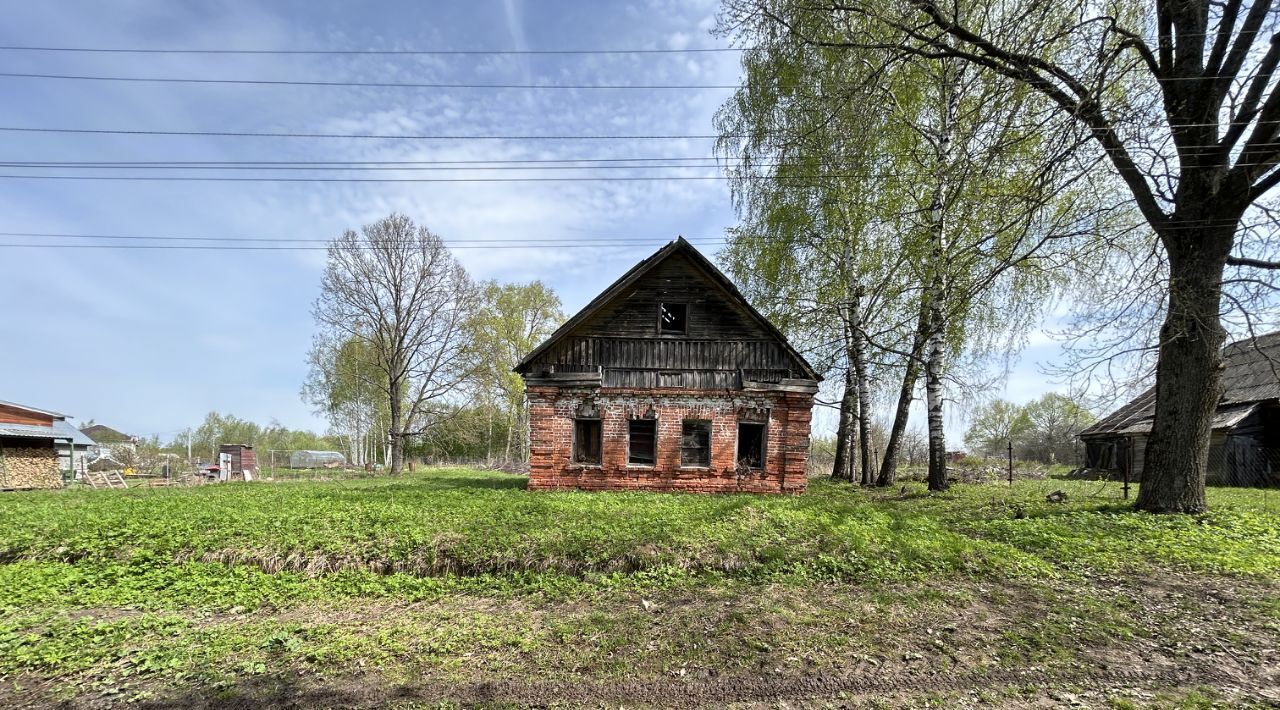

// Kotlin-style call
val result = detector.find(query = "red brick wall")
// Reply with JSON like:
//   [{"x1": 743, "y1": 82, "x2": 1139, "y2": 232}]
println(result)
[{"x1": 526, "y1": 386, "x2": 813, "y2": 494}]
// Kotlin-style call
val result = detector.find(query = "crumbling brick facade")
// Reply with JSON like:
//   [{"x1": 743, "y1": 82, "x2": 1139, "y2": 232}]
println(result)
[
  {"x1": 516, "y1": 238, "x2": 821, "y2": 495},
  {"x1": 527, "y1": 385, "x2": 813, "y2": 493}
]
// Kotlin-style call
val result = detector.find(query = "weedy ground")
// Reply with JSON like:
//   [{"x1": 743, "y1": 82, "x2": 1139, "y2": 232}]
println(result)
[{"x1": 0, "y1": 469, "x2": 1277, "y2": 708}]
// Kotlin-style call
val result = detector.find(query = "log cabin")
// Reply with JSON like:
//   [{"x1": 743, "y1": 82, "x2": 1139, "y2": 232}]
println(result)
[{"x1": 514, "y1": 238, "x2": 820, "y2": 493}]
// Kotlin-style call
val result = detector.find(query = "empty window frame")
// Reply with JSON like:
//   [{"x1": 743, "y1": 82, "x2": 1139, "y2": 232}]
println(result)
[
  {"x1": 659, "y1": 302, "x2": 688, "y2": 334},
  {"x1": 737, "y1": 421, "x2": 766, "y2": 469},
  {"x1": 681, "y1": 419, "x2": 711, "y2": 467},
  {"x1": 628, "y1": 419, "x2": 657, "y2": 465},
  {"x1": 573, "y1": 419, "x2": 602, "y2": 465}
]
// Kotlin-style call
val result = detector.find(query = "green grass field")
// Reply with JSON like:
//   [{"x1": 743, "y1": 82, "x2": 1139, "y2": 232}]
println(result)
[{"x1": 1, "y1": 469, "x2": 1277, "y2": 707}]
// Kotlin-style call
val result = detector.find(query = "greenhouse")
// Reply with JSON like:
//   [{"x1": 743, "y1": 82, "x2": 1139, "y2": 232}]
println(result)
[{"x1": 288, "y1": 450, "x2": 347, "y2": 469}]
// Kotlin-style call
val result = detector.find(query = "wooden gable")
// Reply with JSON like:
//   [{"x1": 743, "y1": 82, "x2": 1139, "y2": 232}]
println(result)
[
  {"x1": 572, "y1": 251, "x2": 773, "y2": 341},
  {"x1": 516, "y1": 239, "x2": 818, "y2": 385},
  {"x1": 0, "y1": 403, "x2": 56, "y2": 427}
]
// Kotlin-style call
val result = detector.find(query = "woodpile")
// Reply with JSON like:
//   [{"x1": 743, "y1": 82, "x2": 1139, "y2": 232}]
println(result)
[{"x1": 1, "y1": 446, "x2": 62, "y2": 489}]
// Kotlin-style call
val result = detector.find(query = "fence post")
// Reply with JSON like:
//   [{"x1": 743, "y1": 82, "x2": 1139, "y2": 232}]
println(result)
[
  {"x1": 1123, "y1": 443, "x2": 1131, "y2": 499},
  {"x1": 1007, "y1": 440, "x2": 1013, "y2": 486}
]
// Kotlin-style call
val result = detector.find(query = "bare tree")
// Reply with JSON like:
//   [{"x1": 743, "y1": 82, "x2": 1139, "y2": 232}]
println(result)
[{"x1": 311, "y1": 214, "x2": 475, "y2": 474}]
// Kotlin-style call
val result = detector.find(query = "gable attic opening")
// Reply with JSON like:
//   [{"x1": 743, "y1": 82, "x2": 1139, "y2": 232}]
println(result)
[{"x1": 659, "y1": 302, "x2": 687, "y2": 334}]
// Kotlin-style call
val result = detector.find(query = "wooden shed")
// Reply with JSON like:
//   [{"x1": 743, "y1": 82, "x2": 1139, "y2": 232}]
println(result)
[
  {"x1": 514, "y1": 238, "x2": 820, "y2": 494},
  {"x1": 217, "y1": 444, "x2": 258, "y2": 481},
  {"x1": 1080, "y1": 331, "x2": 1280, "y2": 487}
]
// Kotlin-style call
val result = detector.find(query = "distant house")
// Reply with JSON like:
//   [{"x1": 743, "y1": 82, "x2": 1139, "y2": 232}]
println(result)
[
  {"x1": 514, "y1": 238, "x2": 820, "y2": 494},
  {"x1": 1080, "y1": 331, "x2": 1280, "y2": 487},
  {"x1": 0, "y1": 399, "x2": 97, "y2": 489},
  {"x1": 80, "y1": 423, "x2": 138, "y2": 459}
]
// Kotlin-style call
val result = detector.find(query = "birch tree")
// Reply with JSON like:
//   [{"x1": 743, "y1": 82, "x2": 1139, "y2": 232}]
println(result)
[
  {"x1": 461, "y1": 280, "x2": 565, "y2": 462},
  {"x1": 748, "y1": 0, "x2": 1280, "y2": 511},
  {"x1": 718, "y1": 1, "x2": 1096, "y2": 490}
]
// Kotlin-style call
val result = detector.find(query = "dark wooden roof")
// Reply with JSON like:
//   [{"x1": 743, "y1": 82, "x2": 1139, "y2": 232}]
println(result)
[
  {"x1": 1080, "y1": 330, "x2": 1280, "y2": 437},
  {"x1": 80, "y1": 423, "x2": 134, "y2": 443},
  {"x1": 514, "y1": 237, "x2": 820, "y2": 380}
]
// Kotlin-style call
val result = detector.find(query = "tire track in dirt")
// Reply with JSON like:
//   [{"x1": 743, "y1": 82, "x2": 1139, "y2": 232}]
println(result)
[{"x1": 93, "y1": 661, "x2": 1264, "y2": 709}]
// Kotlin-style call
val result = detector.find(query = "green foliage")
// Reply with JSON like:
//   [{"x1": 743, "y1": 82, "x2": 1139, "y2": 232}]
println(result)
[
  {"x1": 169, "y1": 412, "x2": 344, "y2": 462},
  {"x1": 966, "y1": 393, "x2": 1096, "y2": 463},
  {"x1": 0, "y1": 470, "x2": 1275, "y2": 614},
  {"x1": 1, "y1": 470, "x2": 1276, "y2": 703},
  {"x1": 457, "y1": 280, "x2": 564, "y2": 461}
]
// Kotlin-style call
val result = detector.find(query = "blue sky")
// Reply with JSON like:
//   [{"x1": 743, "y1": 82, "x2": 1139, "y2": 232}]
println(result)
[{"x1": 0, "y1": 0, "x2": 1070, "y2": 443}]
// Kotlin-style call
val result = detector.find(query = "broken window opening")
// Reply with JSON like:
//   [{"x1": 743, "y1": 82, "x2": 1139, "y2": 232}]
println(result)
[
  {"x1": 737, "y1": 421, "x2": 766, "y2": 470},
  {"x1": 681, "y1": 419, "x2": 711, "y2": 467},
  {"x1": 659, "y1": 302, "x2": 688, "y2": 334},
  {"x1": 628, "y1": 419, "x2": 657, "y2": 465},
  {"x1": 573, "y1": 419, "x2": 602, "y2": 465}
]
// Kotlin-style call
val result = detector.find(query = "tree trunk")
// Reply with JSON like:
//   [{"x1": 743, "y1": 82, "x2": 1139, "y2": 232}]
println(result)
[
  {"x1": 850, "y1": 290, "x2": 873, "y2": 485},
  {"x1": 1136, "y1": 222, "x2": 1233, "y2": 513},
  {"x1": 877, "y1": 302, "x2": 930, "y2": 486},
  {"x1": 388, "y1": 377, "x2": 404, "y2": 475},
  {"x1": 924, "y1": 303, "x2": 948, "y2": 491},
  {"x1": 923, "y1": 59, "x2": 958, "y2": 493},
  {"x1": 831, "y1": 364, "x2": 856, "y2": 480}
]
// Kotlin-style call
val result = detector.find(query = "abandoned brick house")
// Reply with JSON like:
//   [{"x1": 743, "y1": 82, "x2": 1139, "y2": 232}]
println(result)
[
  {"x1": 1079, "y1": 331, "x2": 1280, "y2": 487},
  {"x1": 514, "y1": 238, "x2": 820, "y2": 493}
]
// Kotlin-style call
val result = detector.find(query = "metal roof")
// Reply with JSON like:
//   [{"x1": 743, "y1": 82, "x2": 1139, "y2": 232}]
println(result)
[
  {"x1": 0, "y1": 422, "x2": 73, "y2": 440},
  {"x1": 0, "y1": 417, "x2": 96, "y2": 446},
  {"x1": 1081, "y1": 330, "x2": 1280, "y2": 438},
  {"x1": 53, "y1": 419, "x2": 97, "y2": 447}
]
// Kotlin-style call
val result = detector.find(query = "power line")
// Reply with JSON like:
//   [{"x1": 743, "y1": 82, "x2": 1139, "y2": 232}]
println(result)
[
  {"x1": 0, "y1": 157, "x2": 722, "y2": 166},
  {"x1": 0, "y1": 44, "x2": 743, "y2": 56},
  {"x1": 0, "y1": 230, "x2": 726, "y2": 244},
  {"x1": 0, "y1": 126, "x2": 722, "y2": 140},
  {"x1": 0, "y1": 239, "x2": 731, "y2": 251},
  {"x1": 0, "y1": 162, "x2": 735, "y2": 172},
  {"x1": 0, "y1": 173, "x2": 802, "y2": 183},
  {"x1": 0, "y1": 71, "x2": 738, "y2": 90}
]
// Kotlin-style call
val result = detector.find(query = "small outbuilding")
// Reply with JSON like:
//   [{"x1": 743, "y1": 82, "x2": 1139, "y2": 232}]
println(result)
[
  {"x1": 1080, "y1": 331, "x2": 1280, "y2": 487},
  {"x1": 217, "y1": 444, "x2": 258, "y2": 481},
  {"x1": 0, "y1": 399, "x2": 96, "y2": 489},
  {"x1": 514, "y1": 238, "x2": 820, "y2": 494}
]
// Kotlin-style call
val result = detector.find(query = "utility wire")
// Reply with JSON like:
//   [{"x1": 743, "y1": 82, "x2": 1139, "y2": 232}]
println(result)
[
  {"x1": 0, "y1": 162, "x2": 734, "y2": 172},
  {"x1": 0, "y1": 44, "x2": 743, "y2": 55},
  {"x1": 0, "y1": 231, "x2": 726, "y2": 244},
  {"x1": 0, "y1": 126, "x2": 723, "y2": 140},
  {"x1": 0, "y1": 71, "x2": 738, "y2": 90},
  {"x1": 0, "y1": 173, "x2": 825, "y2": 183},
  {"x1": 0, "y1": 157, "x2": 722, "y2": 166},
  {"x1": 0, "y1": 240, "x2": 730, "y2": 251}
]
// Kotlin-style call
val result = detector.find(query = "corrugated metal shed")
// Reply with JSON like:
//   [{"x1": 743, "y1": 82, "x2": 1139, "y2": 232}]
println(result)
[{"x1": 1081, "y1": 331, "x2": 1280, "y2": 438}]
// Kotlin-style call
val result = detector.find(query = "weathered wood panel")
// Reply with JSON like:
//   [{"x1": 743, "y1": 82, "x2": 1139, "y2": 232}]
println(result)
[
  {"x1": 529, "y1": 337, "x2": 796, "y2": 372},
  {"x1": 0, "y1": 404, "x2": 54, "y2": 427},
  {"x1": 572, "y1": 253, "x2": 772, "y2": 341}
]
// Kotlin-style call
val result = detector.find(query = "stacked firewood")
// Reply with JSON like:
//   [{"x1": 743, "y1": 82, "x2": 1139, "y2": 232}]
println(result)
[{"x1": 1, "y1": 446, "x2": 62, "y2": 489}]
